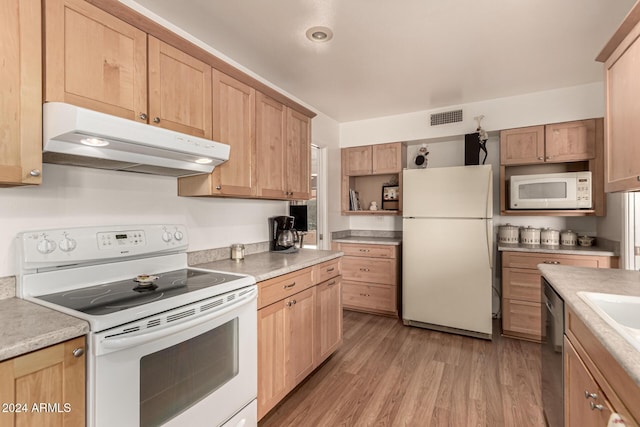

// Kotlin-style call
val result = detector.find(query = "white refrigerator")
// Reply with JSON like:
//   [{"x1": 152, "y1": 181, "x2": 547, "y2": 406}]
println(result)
[{"x1": 402, "y1": 165, "x2": 493, "y2": 339}]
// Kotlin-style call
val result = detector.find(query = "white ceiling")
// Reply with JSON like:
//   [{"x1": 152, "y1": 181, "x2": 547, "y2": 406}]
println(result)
[{"x1": 129, "y1": 0, "x2": 635, "y2": 122}]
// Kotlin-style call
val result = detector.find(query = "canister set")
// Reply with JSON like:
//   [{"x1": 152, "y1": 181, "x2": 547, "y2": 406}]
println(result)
[{"x1": 498, "y1": 224, "x2": 595, "y2": 247}]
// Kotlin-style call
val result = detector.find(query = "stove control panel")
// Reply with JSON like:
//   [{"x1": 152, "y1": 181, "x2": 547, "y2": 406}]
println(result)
[
  {"x1": 97, "y1": 230, "x2": 146, "y2": 249},
  {"x1": 18, "y1": 224, "x2": 189, "y2": 271}
]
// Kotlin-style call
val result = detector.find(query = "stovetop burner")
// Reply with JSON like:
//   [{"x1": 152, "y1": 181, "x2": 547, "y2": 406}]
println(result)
[{"x1": 37, "y1": 269, "x2": 241, "y2": 316}]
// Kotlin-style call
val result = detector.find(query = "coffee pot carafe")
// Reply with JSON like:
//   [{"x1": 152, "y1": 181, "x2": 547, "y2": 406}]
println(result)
[{"x1": 270, "y1": 216, "x2": 299, "y2": 253}]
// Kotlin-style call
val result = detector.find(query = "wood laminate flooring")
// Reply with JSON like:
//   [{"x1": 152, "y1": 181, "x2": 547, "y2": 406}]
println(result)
[{"x1": 259, "y1": 310, "x2": 545, "y2": 427}]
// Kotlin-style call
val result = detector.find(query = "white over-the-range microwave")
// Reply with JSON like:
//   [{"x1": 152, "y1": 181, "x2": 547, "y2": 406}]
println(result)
[{"x1": 510, "y1": 171, "x2": 592, "y2": 209}]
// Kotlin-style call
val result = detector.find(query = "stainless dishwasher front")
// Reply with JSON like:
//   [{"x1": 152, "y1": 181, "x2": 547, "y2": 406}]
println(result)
[{"x1": 542, "y1": 277, "x2": 564, "y2": 427}]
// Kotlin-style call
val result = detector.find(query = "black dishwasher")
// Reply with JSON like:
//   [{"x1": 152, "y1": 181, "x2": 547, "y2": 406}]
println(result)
[{"x1": 542, "y1": 277, "x2": 564, "y2": 427}]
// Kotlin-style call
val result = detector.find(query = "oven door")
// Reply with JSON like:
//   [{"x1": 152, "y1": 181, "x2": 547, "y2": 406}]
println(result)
[{"x1": 90, "y1": 287, "x2": 257, "y2": 427}]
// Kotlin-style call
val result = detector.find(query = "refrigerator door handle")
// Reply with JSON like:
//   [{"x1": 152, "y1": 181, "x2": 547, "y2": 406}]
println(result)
[{"x1": 486, "y1": 220, "x2": 493, "y2": 269}]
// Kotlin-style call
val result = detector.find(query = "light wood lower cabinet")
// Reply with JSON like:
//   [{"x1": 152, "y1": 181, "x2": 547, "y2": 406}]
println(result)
[
  {"x1": 501, "y1": 251, "x2": 617, "y2": 342},
  {"x1": 565, "y1": 308, "x2": 639, "y2": 426},
  {"x1": 0, "y1": 336, "x2": 86, "y2": 427},
  {"x1": 257, "y1": 258, "x2": 342, "y2": 420},
  {"x1": 332, "y1": 242, "x2": 399, "y2": 316}
]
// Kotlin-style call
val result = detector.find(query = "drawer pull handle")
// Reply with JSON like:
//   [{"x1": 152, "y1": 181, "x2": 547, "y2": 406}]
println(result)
[
  {"x1": 584, "y1": 391, "x2": 598, "y2": 400},
  {"x1": 543, "y1": 261, "x2": 560, "y2": 265},
  {"x1": 589, "y1": 402, "x2": 603, "y2": 411},
  {"x1": 359, "y1": 249, "x2": 370, "y2": 252},
  {"x1": 359, "y1": 268, "x2": 370, "y2": 272},
  {"x1": 327, "y1": 267, "x2": 335, "y2": 272},
  {"x1": 359, "y1": 293, "x2": 370, "y2": 297},
  {"x1": 327, "y1": 280, "x2": 336, "y2": 286},
  {"x1": 283, "y1": 282, "x2": 296, "y2": 289}
]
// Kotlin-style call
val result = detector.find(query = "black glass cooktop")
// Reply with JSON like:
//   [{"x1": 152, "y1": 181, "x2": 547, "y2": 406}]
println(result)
[{"x1": 37, "y1": 269, "x2": 242, "y2": 316}]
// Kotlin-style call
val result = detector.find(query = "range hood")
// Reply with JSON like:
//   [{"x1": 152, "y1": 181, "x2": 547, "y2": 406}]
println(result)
[{"x1": 43, "y1": 102, "x2": 230, "y2": 177}]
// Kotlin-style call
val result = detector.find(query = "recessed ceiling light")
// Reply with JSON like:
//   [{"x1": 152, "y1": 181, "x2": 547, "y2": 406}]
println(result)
[
  {"x1": 80, "y1": 137, "x2": 109, "y2": 147},
  {"x1": 306, "y1": 26, "x2": 333, "y2": 43}
]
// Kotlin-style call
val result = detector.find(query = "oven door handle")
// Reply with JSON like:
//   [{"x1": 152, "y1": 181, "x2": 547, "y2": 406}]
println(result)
[{"x1": 99, "y1": 288, "x2": 256, "y2": 351}]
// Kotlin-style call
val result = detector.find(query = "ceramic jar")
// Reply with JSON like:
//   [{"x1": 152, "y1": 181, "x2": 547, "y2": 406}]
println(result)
[
  {"x1": 520, "y1": 226, "x2": 541, "y2": 244},
  {"x1": 498, "y1": 224, "x2": 520, "y2": 244},
  {"x1": 560, "y1": 230, "x2": 578, "y2": 246},
  {"x1": 540, "y1": 228, "x2": 560, "y2": 246},
  {"x1": 578, "y1": 235, "x2": 595, "y2": 247},
  {"x1": 230, "y1": 243, "x2": 245, "y2": 261}
]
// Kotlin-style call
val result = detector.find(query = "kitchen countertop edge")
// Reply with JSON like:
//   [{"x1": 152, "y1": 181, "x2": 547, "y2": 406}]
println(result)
[
  {"x1": 0, "y1": 298, "x2": 89, "y2": 362},
  {"x1": 499, "y1": 243, "x2": 617, "y2": 256},
  {"x1": 192, "y1": 249, "x2": 344, "y2": 282},
  {"x1": 332, "y1": 236, "x2": 402, "y2": 245},
  {"x1": 538, "y1": 264, "x2": 640, "y2": 387}
]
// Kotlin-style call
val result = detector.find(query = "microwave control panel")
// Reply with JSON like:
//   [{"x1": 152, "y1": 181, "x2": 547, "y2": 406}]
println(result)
[{"x1": 576, "y1": 177, "x2": 591, "y2": 206}]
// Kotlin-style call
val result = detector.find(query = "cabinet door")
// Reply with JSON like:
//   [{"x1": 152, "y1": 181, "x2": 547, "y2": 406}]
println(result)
[
  {"x1": 148, "y1": 36, "x2": 212, "y2": 138},
  {"x1": 499, "y1": 125, "x2": 545, "y2": 165},
  {"x1": 343, "y1": 146, "x2": 372, "y2": 175},
  {"x1": 315, "y1": 277, "x2": 343, "y2": 364},
  {"x1": 211, "y1": 70, "x2": 256, "y2": 196},
  {"x1": 545, "y1": 119, "x2": 596, "y2": 162},
  {"x1": 287, "y1": 287, "x2": 315, "y2": 387},
  {"x1": 604, "y1": 28, "x2": 640, "y2": 192},
  {"x1": 44, "y1": 0, "x2": 147, "y2": 122},
  {"x1": 372, "y1": 142, "x2": 403, "y2": 174},
  {"x1": 0, "y1": 0, "x2": 42, "y2": 185},
  {"x1": 257, "y1": 300, "x2": 288, "y2": 420},
  {"x1": 502, "y1": 299, "x2": 542, "y2": 340},
  {"x1": 565, "y1": 338, "x2": 613, "y2": 427},
  {"x1": 256, "y1": 92, "x2": 287, "y2": 198},
  {"x1": 286, "y1": 108, "x2": 311, "y2": 200},
  {"x1": 0, "y1": 337, "x2": 85, "y2": 427}
]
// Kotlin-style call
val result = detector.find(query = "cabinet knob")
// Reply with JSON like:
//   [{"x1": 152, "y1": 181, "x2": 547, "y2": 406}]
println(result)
[
  {"x1": 139, "y1": 113, "x2": 148, "y2": 120},
  {"x1": 153, "y1": 117, "x2": 161, "y2": 123},
  {"x1": 215, "y1": 185, "x2": 222, "y2": 190},
  {"x1": 537, "y1": 157, "x2": 544, "y2": 161},
  {"x1": 584, "y1": 391, "x2": 598, "y2": 399},
  {"x1": 546, "y1": 156, "x2": 552, "y2": 160},
  {"x1": 29, "y1": 169, "x2": 41, "y2": 177},
  {"x1": 327, "y1": 280, "x2": 336, "y2": 286},
  {"x1": 589, "y1": 402, "x2": 604, "y2": 411},
  {"x1": 72, "y1": 348, "x2": 84, "y2": 358}
]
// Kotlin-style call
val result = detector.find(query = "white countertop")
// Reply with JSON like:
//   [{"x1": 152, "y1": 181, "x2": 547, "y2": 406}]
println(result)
[{"x1": 539, "y1": 265, "x2": 640, "y2": 387}]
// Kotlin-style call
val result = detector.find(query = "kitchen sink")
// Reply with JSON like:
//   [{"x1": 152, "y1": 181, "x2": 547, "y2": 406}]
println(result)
[{"x1": 577, "y1": 292, "x2": 640, "y2": 352}]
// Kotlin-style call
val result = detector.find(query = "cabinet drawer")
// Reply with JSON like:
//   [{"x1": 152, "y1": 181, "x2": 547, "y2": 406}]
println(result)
[
  {"x1": 258, "y1": 267, "x2": 313, "y2": 309},
  {"x1": 502, "y1": 268, "x2": 542, "y2": 302},
  {"x1": 502, "y1": 299, "x2": 542, "y2": 340},
  {"x1": 336, "y1": 243, "x2": 396, "y2": 259},
  {"x1": 342, "y1": 256, "x2": 396, "y2": 285},
  {"x1": 502, "y1": 251, "x2": 603, "y2": 270},
  {"x1": 342, "y1": 281, "x2": 396, "y2": 314},
  {"x1": 314, "y1": 258, "x2": 341, "y2": 284}
]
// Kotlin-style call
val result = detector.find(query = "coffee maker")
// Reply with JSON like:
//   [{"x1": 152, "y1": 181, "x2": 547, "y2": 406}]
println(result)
[{"x1": 269, "y1": 216, "x2": 300, "y2": 253}]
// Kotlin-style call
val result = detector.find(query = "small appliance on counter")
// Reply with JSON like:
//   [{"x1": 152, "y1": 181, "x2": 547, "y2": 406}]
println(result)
[{"x1": 270, "y1": 216, "x2": 300, "y2": 253}]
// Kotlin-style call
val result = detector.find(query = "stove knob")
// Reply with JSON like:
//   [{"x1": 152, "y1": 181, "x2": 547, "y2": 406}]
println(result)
[
  {"x1": 162, "y1": 231, "x2": 173, "y2": 242},
  {"x1": 174, "y1": 231, "x2": 184, "y2": 241},
  {"x1": 59, "y1": 237, "x2": 77, "y2": 252},
  {"x1": 37, "y1": 238, "x2": 57, "y2": 254}
]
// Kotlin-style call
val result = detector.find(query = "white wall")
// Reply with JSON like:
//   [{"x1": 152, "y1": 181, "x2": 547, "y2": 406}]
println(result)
[
  {"x1": 597, "y1": 193, "x2": 623, "y2": 242},
  {"x1": 0, "y1": 164, "x2": 289, "y2": 277},
  {"x1": 339, "y1": 83, "x2": 605, "y2": 232}
]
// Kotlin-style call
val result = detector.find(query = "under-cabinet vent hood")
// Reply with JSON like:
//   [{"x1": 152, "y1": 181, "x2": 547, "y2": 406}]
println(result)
[{"x1": 43, "y1": 102, "x2": 230, "y2": 177}]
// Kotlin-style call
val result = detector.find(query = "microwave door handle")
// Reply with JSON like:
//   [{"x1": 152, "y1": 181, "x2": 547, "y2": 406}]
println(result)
[{"x1": 99, "y1": 288, "x2": 256, "y2": 351}]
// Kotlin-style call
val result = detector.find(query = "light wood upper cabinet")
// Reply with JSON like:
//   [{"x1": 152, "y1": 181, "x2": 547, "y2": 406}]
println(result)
[
  {"x1": 597, "y1": 3, "x2": 640, "y2": 192},
  {"x1": 256, "y1": 92, "x2": 311, "y2": 200},
  {"x1": 256, "y1": 92, "x2": 287, "y2": 199},
  {"x1": 343, "y1": 146, "x2": 373, "y2": 175},
  {"x1": 500, "y1": 126, "x2": 545, "y2": 165},
  {"x1": 500, "y1": 121, "x2": 595, "y2": 166},
  {"x1": 178, "y1": 71, "x2": 256, "y2": 197},
  {"x1": 372, "y1": 142, "x2": 404, "y2": 173},
  {"x1": 343, "y1": 142, "x2": 404, "y2": 176},
  {"x1": 286, "y1": 109, "x2": 311, "y2": 200},
  {"x1": 0, "y1": 337, "x2": 85, "y2": 427},
  {"x1": 44, "y1": 0, "x2": 147, "y2": 122},
  {"x1": 0, "y1": 0, "x2": 42, "y2": 186},
  {"x1": 148, "y1": 36, "x2": 212, "y2": 138}
]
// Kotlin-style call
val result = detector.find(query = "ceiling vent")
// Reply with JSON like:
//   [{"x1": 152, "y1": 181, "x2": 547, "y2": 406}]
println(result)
[{"x1": 430, "y1": 109, "x2": 463, "y2": 126}]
